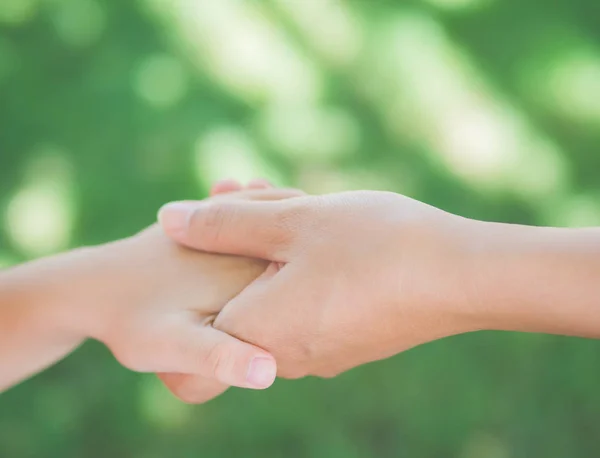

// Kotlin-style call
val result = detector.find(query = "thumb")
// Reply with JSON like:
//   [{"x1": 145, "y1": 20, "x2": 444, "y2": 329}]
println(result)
[
  {"x1": 158, "y1": 199, "x2": 300, "y2": 261},
  {"x1": 167, "y1": 325, "x2": 277, "y2": 390}
]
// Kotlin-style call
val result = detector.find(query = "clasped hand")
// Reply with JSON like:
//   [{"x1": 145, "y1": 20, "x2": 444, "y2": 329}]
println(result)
[{"x1": 157, "y1": 182, "x2": 479, "y2": 403}]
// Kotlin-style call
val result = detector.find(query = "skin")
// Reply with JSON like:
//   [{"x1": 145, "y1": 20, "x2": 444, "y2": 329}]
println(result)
[
  {"x1": 159, "y1": 187, "x2": 600, "y2": 401},
  {"x1": 0, "y1": 186, "x2": 302, "y2": 402}
]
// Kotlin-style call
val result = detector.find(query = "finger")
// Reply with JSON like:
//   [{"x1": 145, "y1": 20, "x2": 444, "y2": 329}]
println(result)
[
  {"x1": 210, "y1": 179, "x2": 243, "y2": 196},
  {"x1": 246, "y1": 178, "x2": 272, "y2": 190},
  {"x1": 210, "y1": 188, "x2": 305, "y2": 202},
  {"x1": 212, "y1": 261, "x2": 321, "y2": 380},
  {"x1": 162, "y1": 325, "x2": 277, "y2": 389},
  {"x1": 178, "y1": 189, "x2": 305, "y2": 206},
  {"x1": 157, "y1": 373, "x2": 230, "y2": 404},
  {"x1": 158, "y1": 199, "x2": 303, "y2": 260}
]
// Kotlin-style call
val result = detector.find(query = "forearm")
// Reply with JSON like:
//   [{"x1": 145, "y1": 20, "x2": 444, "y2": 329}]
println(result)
[
  {"x1": 471, "y1": 223, "x2": 600, "y2": 338},
  {"x1": 0, "y1": 252, "x2": 91, "y2": 392}
]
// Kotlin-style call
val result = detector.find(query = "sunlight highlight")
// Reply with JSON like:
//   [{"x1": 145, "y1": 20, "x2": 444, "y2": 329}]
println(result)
[
  {"x1": 194, "y1": 125, "x2": 283, "y2": 186},
  {"x1": 296, "y1": 165, "x2": 403, "y2": 196},
  {"x1": 134, "y1": 54, "x2": 189, "y2": 108},
  {"x1": 272, "y1": 0, "x2": 363, "y2": 67},
  {"x1": 461, "y1": 432, "x2": 509, "y2": 458},
  {"x1": 540, "y1": 50, "x2": 600, "y2": 126},
  {"x1": 548, "y1": 194, "x2": 600, "y2": 228},
  {"x1": 49, "y1": 0, "x2": 106, "y2": 48},
  {"x1": 0, "y1": 0, "x2": 37, "y2": 25},
  {"x1": 139, "y1": 377, "x2": 192, "y2": 429},
  {"x1": 367, "y1": 11, "x2": 569, "y2": 200},
  {"x1": 423, "y1": 0, "x2": 493, "y2": 12},
  {"x1": 5, "y1": 146, "x2": 76, "y2": 258},
  {"x1": 0, "y1": 253, "x2": 18, "y2": 269},
  {"x1": 259, "y1": 103, "x2": 360, "y2": 163},
  {"x1": 163, "y1": 0, "x2": 323, "y2": 105}
]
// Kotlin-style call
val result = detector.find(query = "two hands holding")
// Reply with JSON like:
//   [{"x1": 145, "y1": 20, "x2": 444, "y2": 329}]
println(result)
[{"x1": 2, "y1": 180, "x2": 600, "y2": 403}]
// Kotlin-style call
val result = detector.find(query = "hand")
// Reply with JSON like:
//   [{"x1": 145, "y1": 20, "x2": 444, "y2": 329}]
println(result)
[
  {"x1": 0, "y1": 185, "x2": 302, "y2": 400},
  {"x1": 156, "y1": 180, "x2": 306, "y2": 402},
  {"x1": 0, "y1": 221, "x2": 272, "y2": 396},
  {"x1": 98, "y1": 184, "x2": 303, "y2": 402},
  {"x1": 158, "y1": 190, "x2": 483, "y2": 380}
]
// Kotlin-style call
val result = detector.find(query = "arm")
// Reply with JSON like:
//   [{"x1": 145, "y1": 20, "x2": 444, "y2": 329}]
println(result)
[
  {"x1": 0, "y1": 233, "x2": 274, "y2": 395},
  {"x1": 0, "y1": 251, "x2": 88, "y2": 391},
  {"x1": 157, "y1": 190, "x2": 600, "y2": 388},
  {"x1": 468, "y1": 224, "x2": 600, "y2": 338}
]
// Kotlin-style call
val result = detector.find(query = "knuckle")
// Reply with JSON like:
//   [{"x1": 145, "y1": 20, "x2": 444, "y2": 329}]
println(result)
[
  {"x1": 212, "y1": 314, "x2": 243, "y2": 340},
  {"x1": 261, "y1": 223, "x2": 292, "y2": 253},
  {"x1": 277, "y1": 204, "x2": 303, "y2": 230},
  {"x1": 291, "y1": 333, "x2": 319, "y2": 366},
  {"x1": 195, "y1": 202, "x2": 235, "y2": 247},
  {"x1": 270, "y1": 205, "x2": 307, "y2": 246}
]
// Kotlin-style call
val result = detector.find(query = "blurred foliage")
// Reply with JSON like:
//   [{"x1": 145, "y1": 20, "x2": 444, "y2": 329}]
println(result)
[{"x1": 1, "y1": 0, "x2": 600, "y2": 457}]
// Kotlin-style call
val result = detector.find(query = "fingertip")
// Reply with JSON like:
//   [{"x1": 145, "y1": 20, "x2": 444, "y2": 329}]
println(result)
[
  {"x1": 246, "y1": 178, "x2": 272, "y2": 190},
  {"x1": 157, "y1": 201, "x2": 195, "y2": 239},
  {"x1": 246, "y1": 355, "x2": 277, "y2": 389},
  {"x1": 211, "y1": 179, "x2": 243, "y2": 196}
]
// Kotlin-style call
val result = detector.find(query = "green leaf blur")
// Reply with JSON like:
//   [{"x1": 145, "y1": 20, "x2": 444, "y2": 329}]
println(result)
[{"x1": 1, "y1": 0, "x2": 600, "y2": 457}]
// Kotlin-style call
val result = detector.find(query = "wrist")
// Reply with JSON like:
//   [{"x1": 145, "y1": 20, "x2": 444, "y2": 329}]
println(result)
[
  {"x1": 0, "y1": 252, "x2": 90, "y2": 347},
  {"x1": 7, "y1": 245, "x2": 114, "y2": 342},
  {"x1": 465, "y1": 222, "x2": 600, "y2": 337},
  {"x1": 47, "y1": 243, "x2": 124, "y2": 341},
  {"x1": 385, "y1": 210, "x2": 488, "y2": 340}
]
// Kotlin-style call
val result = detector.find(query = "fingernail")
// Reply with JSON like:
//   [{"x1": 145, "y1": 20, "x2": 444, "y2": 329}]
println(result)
[
  {"x1": 158, "y1": 202, "x2": 194, "y2": 236},
  {"x1": 247, "y1": 357, "x2": 277, "y2": 389}
]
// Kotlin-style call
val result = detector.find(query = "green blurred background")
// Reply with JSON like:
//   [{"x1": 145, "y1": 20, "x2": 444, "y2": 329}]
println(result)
[{"x1": 1, "y1": 0, "x2": 600, "y2": 456}]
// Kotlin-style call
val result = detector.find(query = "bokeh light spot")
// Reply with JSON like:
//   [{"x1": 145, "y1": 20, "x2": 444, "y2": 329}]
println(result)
[
  {"x1": 50, "y1": 0, "x2": 106, "y2": 48},
  {"x1": 134, "y1": 54, "x2": 189, "y2": 108},
  {"x1": 194, "y1": 126, "x2": 283, "y2": 186},
  {"x1": 461, "y1": 432, "x2": 509, "y2": 458},
  {"x1": 537, "y1": 50, "x2": 600, "y2": 126},
  {"x1": 273, "y1": 0, "x2": 363, "y2": 67},
  {"x1": 260, "y1": 104, "x2": 360, "y2": 163},
  {"x1": 552, "y1": 194, "x2": 600, "y2": 227},
  {"x1": 423, "y1": 0, "x2": 493, "y2": 12},
  {"x1": 138, "y1": 377, "x2": 191, "y2": 429},
  {"x1": 5, "y1": 145, "x2": 76, "y2": 258},
  {"x1": 170, "y1": 0, "x2": 323, "y2": 105},
  {"x1": 369, "y1": 11, "x2": 569, "y2": 200},
  {"x1": 297, "y1": 165, "x2": 403, "y2": 196},
  {"x1": 0, "y1": 0, "x2": 37, "y2": 25},
  {"x1": 0, "y1": 253, "x2": 18, "y2": 269}
]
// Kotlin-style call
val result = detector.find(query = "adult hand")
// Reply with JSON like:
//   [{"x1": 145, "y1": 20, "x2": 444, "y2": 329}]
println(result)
[
  {"x1": 157, "y1": 180, "x2": 306, "y2": 403},
  {"x1": 158, "y1": 190, "x2": 483, "y2": 380}
]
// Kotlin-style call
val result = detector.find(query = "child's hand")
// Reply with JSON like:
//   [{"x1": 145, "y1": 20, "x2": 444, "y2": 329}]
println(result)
[
  {"x1": 88, "y1": 225, "x2": 273, "y2": 380},
  {"x1": 64, "y1": 186, "x2": 298, "y2": 395},
  {"x1": 1, "y1": 218, "x2": 272, "y2": 395},
  {"x1": 93, "y1": 185, "x2": 303, "y2": 402},
  {"x1": 0, "y1": 183, "x2": 303, "y2": 396}
]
